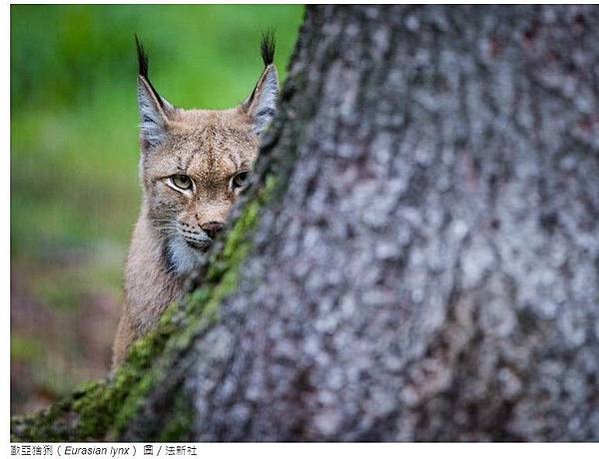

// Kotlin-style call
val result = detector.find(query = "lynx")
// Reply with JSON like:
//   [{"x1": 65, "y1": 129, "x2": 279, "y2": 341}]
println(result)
[{"x1": 112, "y1": 35, "x2": 279, "y2": 367}]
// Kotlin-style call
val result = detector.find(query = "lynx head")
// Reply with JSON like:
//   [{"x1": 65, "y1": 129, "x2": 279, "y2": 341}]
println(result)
[{"x1": 135, "y1": 34, "x2": 278, "y2": 275}]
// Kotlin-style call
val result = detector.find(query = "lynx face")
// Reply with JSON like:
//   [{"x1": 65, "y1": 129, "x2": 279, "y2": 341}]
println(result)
[{"x1": 136, "y1": 36, "x2": 278, "y2": 275}]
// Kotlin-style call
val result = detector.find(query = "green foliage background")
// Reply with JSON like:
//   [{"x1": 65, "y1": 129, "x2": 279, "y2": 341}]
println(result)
[{"x1": 10, "y1": 4, "x2": 304, "y2": 414}]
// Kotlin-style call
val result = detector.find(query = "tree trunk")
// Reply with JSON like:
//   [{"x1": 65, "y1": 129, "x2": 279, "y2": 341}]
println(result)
[{"x1": 12, "y1": 5, "x2": 599, "y2": 441}]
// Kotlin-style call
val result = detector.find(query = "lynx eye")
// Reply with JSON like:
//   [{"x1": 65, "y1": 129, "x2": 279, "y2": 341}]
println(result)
[
  {"x1": 231, "y1": 172, "x2": 249, "y2": 190},
  {"x1": 169, "y1": 174, "x2": 193, "y2": 191}
]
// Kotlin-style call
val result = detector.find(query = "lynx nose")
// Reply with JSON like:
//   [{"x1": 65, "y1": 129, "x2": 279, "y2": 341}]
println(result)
[{"x1": 201, "y1": 221, "x2": 224, "y2": 239}]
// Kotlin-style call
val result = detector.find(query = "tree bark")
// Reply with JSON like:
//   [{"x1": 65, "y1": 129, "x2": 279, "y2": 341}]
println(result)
[{"x1": 12, "y1": 5, "x2": 599, "y2": 441}]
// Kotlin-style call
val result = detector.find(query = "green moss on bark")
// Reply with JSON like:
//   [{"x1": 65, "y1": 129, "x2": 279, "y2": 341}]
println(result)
[{"x1": 157, "y1": 391, "x2": 196, "y2": 442}]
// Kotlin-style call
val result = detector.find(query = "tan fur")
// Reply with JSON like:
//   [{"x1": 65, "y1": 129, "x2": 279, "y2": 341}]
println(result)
[{"x1": 112, "y1": 60, "x2": 278, "y2": 367}]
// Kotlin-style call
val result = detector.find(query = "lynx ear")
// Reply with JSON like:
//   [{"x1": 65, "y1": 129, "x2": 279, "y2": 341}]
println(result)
[
  {"x1": 242, "y1": 33, "x2": 279, "y2": 136},
  {"x1": 135, "y1": 36, "x2": 173, "y2": 150}
]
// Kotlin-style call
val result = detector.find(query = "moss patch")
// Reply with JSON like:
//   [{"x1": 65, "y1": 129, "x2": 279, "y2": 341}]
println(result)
[{"x1": 157, "y1": 390, "x2": 196, "y2": 442}]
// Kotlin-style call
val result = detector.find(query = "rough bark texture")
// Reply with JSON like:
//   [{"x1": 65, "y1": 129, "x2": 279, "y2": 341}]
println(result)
[{"x1": 12, "y1": 5, "x2": 599, "y2": 441}]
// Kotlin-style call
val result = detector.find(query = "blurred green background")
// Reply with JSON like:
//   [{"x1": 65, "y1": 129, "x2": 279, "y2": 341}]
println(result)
[{"x1": 11, "y1": 4, "x2": 304, "y2": 415}]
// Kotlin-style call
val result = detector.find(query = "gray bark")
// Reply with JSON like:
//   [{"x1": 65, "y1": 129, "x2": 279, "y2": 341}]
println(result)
[{"x1": 123, "y1": 5, "x2": 599, "y2": 441}]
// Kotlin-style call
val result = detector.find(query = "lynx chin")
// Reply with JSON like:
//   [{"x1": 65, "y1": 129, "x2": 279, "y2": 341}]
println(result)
[{"x1": 112, "y1": 34, "x2": 279, "y2": 367}]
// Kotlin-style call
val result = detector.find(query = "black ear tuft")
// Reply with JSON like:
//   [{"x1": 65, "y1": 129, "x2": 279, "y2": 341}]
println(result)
[
  {"x1": 135, "y1": 34, "x2": 149, "y2": 79},
  {"x1": 260, "y1": 30, "x2": 275, "y2": 67},
  {"x1": 135, "y1": 34, "x2": 165, "y2": 109}
]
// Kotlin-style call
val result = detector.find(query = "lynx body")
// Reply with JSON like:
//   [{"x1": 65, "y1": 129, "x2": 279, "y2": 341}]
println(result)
[{"x1": 112, "y1": 36, "x2": 279, "y2": 367}]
